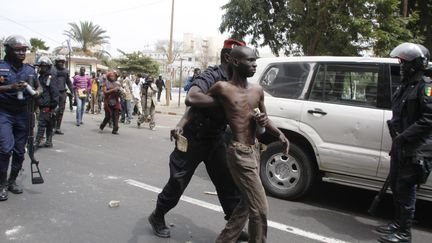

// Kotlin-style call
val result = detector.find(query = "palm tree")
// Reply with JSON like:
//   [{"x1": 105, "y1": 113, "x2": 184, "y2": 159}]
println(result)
[
  {"x1": 29, "y1": 38, "x2": 49, "y2": 53},
  {"x1": 64, "y1": 21, "x2": 109, "y2": 55}
]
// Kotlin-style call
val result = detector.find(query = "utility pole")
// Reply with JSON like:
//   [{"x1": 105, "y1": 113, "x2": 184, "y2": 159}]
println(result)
[
  {"x1": 66, "y1": 39, "x2": 72, "y2": 76},
  {"x1": 178, "y1": 58, "x2": 185, "y2": 107},
  {"x1": 166, "y1": 0, "x2": 175, "y2": 106}
]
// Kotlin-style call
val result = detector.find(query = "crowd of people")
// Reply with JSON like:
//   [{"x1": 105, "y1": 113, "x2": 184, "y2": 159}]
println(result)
[
  {"x1": 1, "y1": 34, "x2": 432, "y2": 243},
  {"x1": 68, "y1": 67, "x2": 164, "y2": 134}
]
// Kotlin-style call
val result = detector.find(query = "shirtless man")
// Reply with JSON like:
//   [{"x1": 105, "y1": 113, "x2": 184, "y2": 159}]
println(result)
[{"x1": 208, "y1": 46, "x2": 289, "y2": 242}]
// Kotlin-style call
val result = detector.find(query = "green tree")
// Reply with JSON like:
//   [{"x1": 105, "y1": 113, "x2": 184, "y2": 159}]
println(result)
[
  {"x1": 93, "y1": 50, "x2": 112, "y2": 68},
  {"x1": 64, "y1": 21, "x2": 109, "y2": 55},
  {"x1": 114, "y1": 50, "x2": 159, "y2": 76},
  {"x1": 220, "y1": 0, "x2": 415, "y2": 56},
  {"x1": 29, "y1": 38, "x2": 49, "y2": 53},
  {"x1": 371, "y1": 0, "x2": 417, "y2": 56},
  {"x1": 404, "y1": 0, "x2": 432, "y2": 52}
]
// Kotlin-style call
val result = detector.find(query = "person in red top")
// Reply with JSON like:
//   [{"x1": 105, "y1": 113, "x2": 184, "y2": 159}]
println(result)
[
  {"x1": 99, "y1": 72, "x2": 122, "y2": 134},
  {"x1": 72, "y1": 67, "x2": 91, "y2": 126}
]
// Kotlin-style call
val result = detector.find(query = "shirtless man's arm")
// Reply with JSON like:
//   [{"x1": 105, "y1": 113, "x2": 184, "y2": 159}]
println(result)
[{"x1": 256, "y1": 86, "x2": 289, "y2": 155}]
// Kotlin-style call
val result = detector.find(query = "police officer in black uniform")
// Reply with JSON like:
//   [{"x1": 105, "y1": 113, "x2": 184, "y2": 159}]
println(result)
[
  {"x1": 376, "y1": 43, "x2": 432, "y2": 243},
  {"x1": 52, "y1": 55, "x2": 73, "y2": 135},
  {"x1": 34, "y1": 57, "x2": 59, "y2": 148},
  {"x1": 0, "y1": 35, "x2": 39, "y2": 201},
  {"x1": 148, "y1": 39, "x2": 250, "y2": 241}
]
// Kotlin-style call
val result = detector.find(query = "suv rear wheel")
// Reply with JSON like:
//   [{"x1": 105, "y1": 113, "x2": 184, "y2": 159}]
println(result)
[{"x1": 260, "y1": 142, "x2": 317, "y2": 200}]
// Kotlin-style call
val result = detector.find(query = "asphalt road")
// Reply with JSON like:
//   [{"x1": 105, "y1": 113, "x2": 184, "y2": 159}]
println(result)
[{"x1": 1, "y1": 110, "x2": 431, "y2": 243}]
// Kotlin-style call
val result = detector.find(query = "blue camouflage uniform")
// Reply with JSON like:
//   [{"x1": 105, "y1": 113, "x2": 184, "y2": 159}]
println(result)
[{"x1": 0, "y1": 60, "x2": 37, "y2": 173}]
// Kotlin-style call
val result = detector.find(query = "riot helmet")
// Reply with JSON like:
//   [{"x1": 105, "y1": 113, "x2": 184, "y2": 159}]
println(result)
[
  {"x1": 54, "y1": 55, "x2": 66, "y2": 69},
  {"x1": 35, "y1": 56, "x2": 53, "y2": 66},
  {"x1": 390, "y1": 43, "x2": 430, "y2": 76},
  {"x1": 4, "y1": 35, "x2": 29, "y2": 50},
  {"x1": 54, "y1": 55, "x2": 66, "y2": 62}
]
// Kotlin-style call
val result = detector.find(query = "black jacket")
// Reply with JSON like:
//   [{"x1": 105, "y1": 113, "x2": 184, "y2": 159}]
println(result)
[
  {"x1": 52, "y1": 67, "x2": 73, "y2": 92},
  {"x1": 390, "y1": 74, "x2": 432, "y2": 157},
  {"x1": 37, "y1": 71, "x2": 59, "y2": 108},
  {"x1": 185, "y1": 65, "x2": 229, "y2": 139}
]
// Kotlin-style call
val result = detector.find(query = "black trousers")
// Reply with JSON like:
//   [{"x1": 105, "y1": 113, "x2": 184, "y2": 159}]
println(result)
[
  {"x1": 389, "y1": 149, "x2": 418, "y2": 229},
  {"x1": 156, "y1": 134, "x2": 241, "y2": 220},
  {"x1": 157, "y1": 90, "x2": 162, "y2": 101},
  {"x1": 55, "y1": 91, "x2": 67, "y2": 130},
  {"x1": 100, "y1": 106, "x2": 119, "y2": 132},
  {"x1": 36, "y1": 108, "x2": 55, "y2": 142}
]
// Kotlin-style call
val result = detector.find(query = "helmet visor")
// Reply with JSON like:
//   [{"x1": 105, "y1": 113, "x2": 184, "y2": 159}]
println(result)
[
  {"x1": 390, "y1": 43, "x2": 425, "y2": 61},
  {"x1": 4, "y1": 35, "x2": 29, "y2": 49}
]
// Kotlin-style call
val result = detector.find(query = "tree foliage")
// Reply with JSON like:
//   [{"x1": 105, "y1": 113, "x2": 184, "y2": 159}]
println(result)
[
  {"x1": 219, "y1": 0, "x2": 419, "y2": 56},
  {"x1": 29, "y1": 38, "x2": 49, "y2": 53},
  {"x1": 405, "y1": 0, "x2": 432, "y2": 53},
  {"x1": 113, "y1": 50, "x2": 159, "y2": 76},
  {"x1": 64, "y1": 21, "x2": 110, "y2": 55}
]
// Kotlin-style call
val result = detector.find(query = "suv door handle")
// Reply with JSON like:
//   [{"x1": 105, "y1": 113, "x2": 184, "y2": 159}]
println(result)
[{"x1": 307, "y1": 109, "x2": 327, "y2": 115}]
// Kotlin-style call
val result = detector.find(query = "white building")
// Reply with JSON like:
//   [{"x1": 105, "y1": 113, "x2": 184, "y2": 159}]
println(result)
[{"x1": 142, "y1": 33, "x2": 224, "y2": 81}]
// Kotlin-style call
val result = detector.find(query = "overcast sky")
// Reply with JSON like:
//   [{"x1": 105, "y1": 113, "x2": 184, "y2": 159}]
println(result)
[{"x1": 1, "y1": 0, "x2": 230, "y2": 57}]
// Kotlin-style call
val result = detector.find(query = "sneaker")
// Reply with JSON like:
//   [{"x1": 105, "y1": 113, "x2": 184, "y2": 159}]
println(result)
[
  {"x1": 148, "y1": 212, "x2": 170, "y2": 238},
  {"x1": 54, "y1": 130, "x2": 64, "y2": 135},
  {"x1": 150, "y1": 123, "x2": 156, "y2": 130},
  {"x1": 112, "y1": 131, "x2": 119, "y2": 135},
  {"x1": 43, "y1": 142, "x2": 53, "y2": 148}
]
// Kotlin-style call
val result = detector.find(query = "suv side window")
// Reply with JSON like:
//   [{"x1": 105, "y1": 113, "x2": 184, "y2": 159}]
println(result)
[
  {"x1": 309, "y1": 63, "x2": 379, "y2": 107},
  {"x1": 259, "y1": 62, "x2": 310, "y2": 99}
]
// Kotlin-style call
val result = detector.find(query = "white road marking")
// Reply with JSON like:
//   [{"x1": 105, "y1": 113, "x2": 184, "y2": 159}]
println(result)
[
  {"x1": 5, "y1": 225, "x2": 23, "y2": 237},
  {"x1": 125, "y1": 179, "x2": 350, "y2": 243}
]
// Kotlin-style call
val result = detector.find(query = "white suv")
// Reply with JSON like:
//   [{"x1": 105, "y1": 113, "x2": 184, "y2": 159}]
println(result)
[{"x1": 249, "y1": 56, "x2": 432, "y2": 201}]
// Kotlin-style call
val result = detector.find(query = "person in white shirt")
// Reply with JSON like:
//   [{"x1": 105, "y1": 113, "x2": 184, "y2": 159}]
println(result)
[{"x1": 132, "y1": 74, "x2": 143, "y2": 124}]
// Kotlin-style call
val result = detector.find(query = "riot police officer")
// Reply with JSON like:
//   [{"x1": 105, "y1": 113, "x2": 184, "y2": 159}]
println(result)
[
  {"x1": 52, "y1": 55, "x2": 73, "y2": 135},
  {"x1": 34, "y1": 57, "x2": 59, "y2": 148},
  {"x1": 376, "y1": 43, "x2": 432, "y2": 243},
  {"x1": 0, "y1": 35, "x2": 38, "y2": 201},
  {"x1": 148, "y1": 39, "x2": 250, "y2": 241}
]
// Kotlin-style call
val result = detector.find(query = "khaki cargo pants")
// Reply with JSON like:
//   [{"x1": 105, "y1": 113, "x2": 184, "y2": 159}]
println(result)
[{"x1": 216, "y1": 140, "x2": 268, "y2": 243}]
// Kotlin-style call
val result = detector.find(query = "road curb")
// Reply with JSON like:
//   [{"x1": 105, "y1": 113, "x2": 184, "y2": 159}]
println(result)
[{"x1": 155, "y1": 110, "x2": 183, "y2": 116}]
